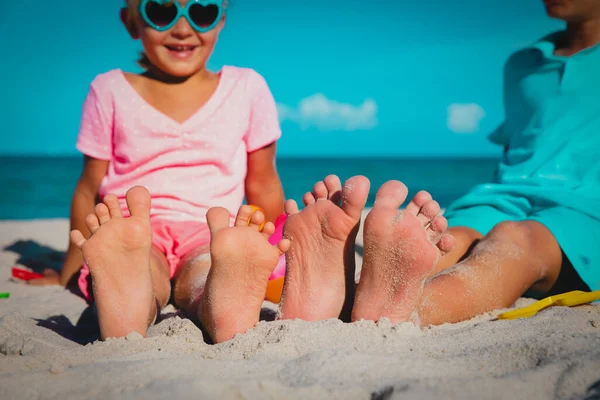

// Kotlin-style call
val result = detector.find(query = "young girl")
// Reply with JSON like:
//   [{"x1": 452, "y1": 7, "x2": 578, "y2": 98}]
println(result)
[{"x1": 33, "y1": 0, "x2": 288, "y2": 343}]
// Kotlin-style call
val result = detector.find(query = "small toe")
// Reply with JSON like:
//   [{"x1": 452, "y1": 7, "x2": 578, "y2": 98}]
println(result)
[
  {"x1": 426, "y1": 215, "x2": 448, "y2": 243},
  {"x1": 95, "y1": 203, "x2": 110, "y2": 225},
  {"x1": 70, "y1": 230, "x2": 86, "y2": 249},
  {"x1": 312, "y1": 181, "x2": 328, "y2": 201},
  {"x1": 437, "y1": 234, "x2": 456, "y2": 256},
  {"x1": 303, "y1": 192, "x2": 316, "y2": 206},
  {"x1": 417, "y1": 200, "x2": 441, "y2": 227},
  {"x1": 85, "y1": 213, "x2": 100, "y2": 234},
  {"x1": 405, "y1": 190, "x2": 432, "y2": 216},
  {"x1": 235, "y1": 205, "x2": 254, "y2": 227},
  {"x1": 323, "y1": 175, "x2": 343, "y2": 205},
  {"x1": 285, "y1": 200, "x2": 300, "y2": 215}
]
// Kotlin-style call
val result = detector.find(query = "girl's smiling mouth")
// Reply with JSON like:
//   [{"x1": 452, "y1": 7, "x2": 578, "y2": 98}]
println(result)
[{"x1": 164, "y1": 44, "x2": 199, "y2": 59}]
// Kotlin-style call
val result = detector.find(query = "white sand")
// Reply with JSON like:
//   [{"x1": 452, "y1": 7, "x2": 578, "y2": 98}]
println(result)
[{"x1": 1, "y1": 216, "x2": 599, "y2": 400}]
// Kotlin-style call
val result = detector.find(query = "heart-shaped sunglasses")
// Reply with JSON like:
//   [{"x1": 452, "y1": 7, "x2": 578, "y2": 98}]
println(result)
[{"x1": 139, "y1": 0, "x2": 224, "y2": 32}]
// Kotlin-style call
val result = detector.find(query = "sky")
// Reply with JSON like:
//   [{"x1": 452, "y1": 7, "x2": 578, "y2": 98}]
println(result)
[{"x1": 1, "y1": 0, "x2": 562, "y2": 158}]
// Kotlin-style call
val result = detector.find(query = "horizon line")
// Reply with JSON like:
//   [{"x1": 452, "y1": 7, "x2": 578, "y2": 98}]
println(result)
[{"x1": 0, "y1": 154, "x2": 501, "y2": 160}]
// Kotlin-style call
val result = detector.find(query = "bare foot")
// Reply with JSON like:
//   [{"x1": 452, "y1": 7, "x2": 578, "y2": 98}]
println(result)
[
  {"x1": 199, "y1": 205, "x2": 290, "y2": 343},
  {"x1": 351, "y1": 181, "x2": 455, "y2": 325},
  {"x1": 278, "y1": 175, "x2": 370, "y2": 321},
  {"x1": 70, "y1": 186, "x2": 155, "y2": 340}
]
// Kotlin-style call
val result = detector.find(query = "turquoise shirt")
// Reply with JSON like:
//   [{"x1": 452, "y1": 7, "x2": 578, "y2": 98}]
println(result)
[{"x1": 449, "y1": 32, "x2": 600, "y2": 220}]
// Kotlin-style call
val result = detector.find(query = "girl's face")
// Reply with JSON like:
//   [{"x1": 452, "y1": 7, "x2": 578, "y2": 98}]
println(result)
[{"x1": 125, "y1": 0, "x2": 225, "y2": 78}]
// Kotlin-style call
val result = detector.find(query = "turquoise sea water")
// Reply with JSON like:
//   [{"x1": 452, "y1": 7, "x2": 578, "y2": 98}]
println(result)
[{"x1": 0, "y1": 156, "x2": 499, "y2": 220}]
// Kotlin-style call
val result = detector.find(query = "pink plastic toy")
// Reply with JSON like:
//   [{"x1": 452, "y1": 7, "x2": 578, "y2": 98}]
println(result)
[{"x1": 268, "y1": 213, "x2": 287, "y2": 280}]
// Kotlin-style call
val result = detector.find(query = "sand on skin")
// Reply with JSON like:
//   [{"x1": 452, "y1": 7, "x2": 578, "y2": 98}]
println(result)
[{"x1": 0, "y1": 213, "x2": 599, "y2": 400}]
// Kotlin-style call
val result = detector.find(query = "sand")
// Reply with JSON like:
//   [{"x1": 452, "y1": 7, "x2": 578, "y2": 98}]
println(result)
[{"x1": 1, "y1": 216, "x2": 599, "y2": 400}]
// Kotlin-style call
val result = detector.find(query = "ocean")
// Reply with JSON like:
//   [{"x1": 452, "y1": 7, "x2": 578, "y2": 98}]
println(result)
[{"x1": 0, "y1": 156, "x2": 499, "y2": 220}]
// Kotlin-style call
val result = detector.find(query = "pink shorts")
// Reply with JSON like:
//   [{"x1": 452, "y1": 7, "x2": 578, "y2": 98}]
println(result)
[{"x1": 77, "y1": 219, "x2": 211, "y2": 303}]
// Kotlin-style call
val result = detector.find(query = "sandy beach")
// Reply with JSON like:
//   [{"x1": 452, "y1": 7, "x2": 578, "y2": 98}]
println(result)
[{"x1": 1, "y1": 216, "x2": 599, "y2": 400}]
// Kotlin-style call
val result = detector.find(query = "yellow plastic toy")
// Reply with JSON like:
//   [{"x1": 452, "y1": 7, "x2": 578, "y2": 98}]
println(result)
[
  {"x1": 248, "y1": 205, "x2": 266, "y2": 230},
  {"x1": 497, "y1": 290, "x2": 600, "y2": 320}
]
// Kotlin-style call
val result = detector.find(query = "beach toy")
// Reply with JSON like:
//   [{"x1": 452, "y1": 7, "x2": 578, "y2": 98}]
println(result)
[
  {"x1": 247, "y1": 207, "x2": 287, "y2": 303},
  {"x1": 267, "y1": 213, "x2": 287, "y2": 281},
  {"x1": 497, "y1": 290, "x2": 600, "y2": 320},
  {"x1": 248, "y1": 205, "x2": 266, "y2": 230},
  {"x1": 0, "y1": 293, "x2": 10, "y2": 299},
  {"x1": 12, "y1": 267, "x2": 44, "y2": 281},
  {"x1": 265, "y1": 277, "x2": 285, "y2": 303}
]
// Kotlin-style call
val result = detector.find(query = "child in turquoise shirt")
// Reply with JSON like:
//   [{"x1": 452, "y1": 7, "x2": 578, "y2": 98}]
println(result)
[
  {"x1": 402, "y1": 0, "x2": 600, "y2": 324},
  {"x1": 443, "y1": 6, "x2": 600, "y2": 294},
  {"x1": 272, "y1": 0, "x2": 600, "y2": 327}
]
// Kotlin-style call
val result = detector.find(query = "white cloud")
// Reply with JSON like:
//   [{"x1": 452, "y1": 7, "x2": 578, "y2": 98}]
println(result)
[
  {"x1": 447, "y1": 103, "x2": 486, "y2": 134},
  {"x1": 277, "y1": 94, "x2": 378, "y2": 132}
]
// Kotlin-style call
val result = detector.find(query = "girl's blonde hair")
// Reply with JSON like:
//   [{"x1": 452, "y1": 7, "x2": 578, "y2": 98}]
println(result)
[{"x1": 123, "y1": 0, "x2": 228, "y2": 69}]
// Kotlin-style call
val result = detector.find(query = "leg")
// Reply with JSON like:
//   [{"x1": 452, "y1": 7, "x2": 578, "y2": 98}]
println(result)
[
  {"x1": 352, "y1": 181, "x2": 455, "y2": 323},
  {"x1": 278, "y1": 175, "x2": 370, "y2": 321},
  {"x1": 418, "y1": 219, "x2": 563, "y2": 326},
  {"x1": 432, "y1": 203, "x2": 524, "y2": 276},
  {"x1": 351, "y1": 180, "x2": 565, "y2": 325},
  {"x1": 528, "y1": 206, "x2": 599, "y2": 293},
  {"x1": 172, "y1": 245, "x2": 211, "y2": 318},
  {"x1": 542, "y1": 250, "x2": 591, "y2": 296},
  {"x1": 149, "y1": 246, "x2": 172, "y2": 309},
  {"x1": 429, "y1": 226, "x2": 482, "y2": 275},
  {"x1": 176, "y1": 205, "x2": 289, "y2": 344},
  {"x1": 71, "y1": 187, "x2": 170, "y2": 339}
]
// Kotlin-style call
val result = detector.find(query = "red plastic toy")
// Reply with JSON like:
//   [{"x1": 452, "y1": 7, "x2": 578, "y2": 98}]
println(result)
[{"x1": 11, "y1": 267, "x2": 44, "y2": 281}]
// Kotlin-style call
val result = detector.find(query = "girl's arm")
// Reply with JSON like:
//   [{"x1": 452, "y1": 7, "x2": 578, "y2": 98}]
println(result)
[
  {"x1": 29, "y1": 75, "x2": 115, "y2": 286},
  {"x1": 29, "y1": 156, "x2": 109, "y2": 286},
  {"x1": 245, "y1": 142, "x2": 284, "y2": 223}
]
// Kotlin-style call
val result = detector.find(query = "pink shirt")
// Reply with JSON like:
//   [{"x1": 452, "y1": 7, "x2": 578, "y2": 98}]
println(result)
[{"x1": 76, "y1": 66, "x2": 282, "y2": 222}]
